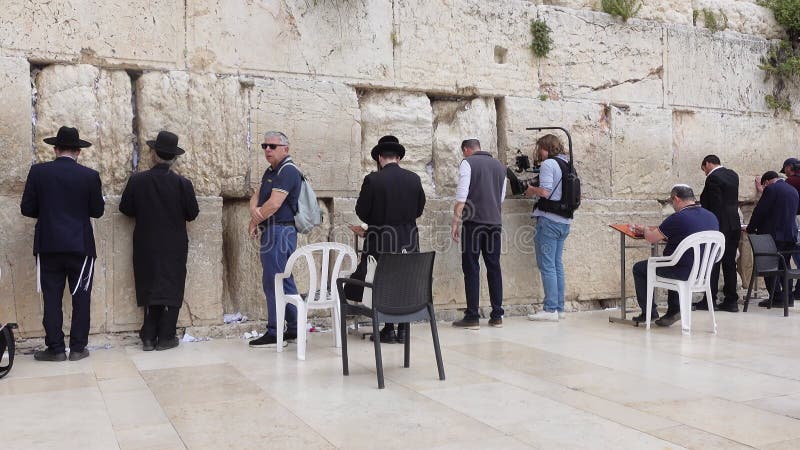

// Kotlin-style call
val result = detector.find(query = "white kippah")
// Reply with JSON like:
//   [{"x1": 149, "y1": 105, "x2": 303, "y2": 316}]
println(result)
[{"x1": 672, "y1": 183, "x2": 692, "y2": 190}]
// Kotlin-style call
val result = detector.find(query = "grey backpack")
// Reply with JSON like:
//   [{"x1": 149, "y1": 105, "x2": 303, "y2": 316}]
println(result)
[{"x1": 278, "y1": 163, "x2": 323, "y2": 234}]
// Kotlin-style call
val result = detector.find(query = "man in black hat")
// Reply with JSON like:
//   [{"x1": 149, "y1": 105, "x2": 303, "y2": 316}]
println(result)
[
  {"x1": 747, "y1": 171, "x2": 799, "y2": 307},
  {"x1": 119, "y1": 131, "x2": 199, "y2": 351},
  {"x1": 20, "y1": 126, "x2": 105, "y2": 362},
  {"x1": 350, "y1": 135, "x2": 426, "y2": 343}
]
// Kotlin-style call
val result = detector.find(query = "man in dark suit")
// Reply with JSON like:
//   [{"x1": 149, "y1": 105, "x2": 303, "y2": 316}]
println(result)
[
  {"x1": 747, "y1": 171, "x2": 800, "y2": 307},
  {"x1": 20, "y1": 126, "x2": 104, "y2": 362},
  {"x1": 119, "y1": 131, "x2": 199, "y2": 352},
  {"x1": 697, "y1": 155, "x2": 740, "y2": 312},
  {"x1": 351, "y1": 135, "x2": 426, "y2": 343}
]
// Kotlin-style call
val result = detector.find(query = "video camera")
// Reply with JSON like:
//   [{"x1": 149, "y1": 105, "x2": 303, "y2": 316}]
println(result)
[{"x1": 506, "y1": 149, "x2": 539, "y2": 196}]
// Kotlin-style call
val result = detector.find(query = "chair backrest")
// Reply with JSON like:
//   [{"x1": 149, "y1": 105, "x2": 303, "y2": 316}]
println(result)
[
  {"x1": 747, "y1": 234, "x2": 781, "y2": 273},
  {"x1": 371, "y1": 252, "x2": 436, "y2": 315},
  {"x1": 284, "y1": 242, "x2": 358, "y2": 303},
  {"x1": 667, "y1": 231, "x2": 725, "y2": 289}
]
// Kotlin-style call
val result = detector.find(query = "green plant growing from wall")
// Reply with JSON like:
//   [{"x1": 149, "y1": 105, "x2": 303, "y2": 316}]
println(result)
[
  {"x1": 530, "y1": 19, "x2": 553, "y2": 58},
  {"x1": 702, "y1": 8, "x2": 728, "y2": 32},
  {"x1": 601, "y1": 0, "x2": 642, "y2": 22},
  {"x1": 758, "y1": 0, "x2": 800, "y2": 111}
]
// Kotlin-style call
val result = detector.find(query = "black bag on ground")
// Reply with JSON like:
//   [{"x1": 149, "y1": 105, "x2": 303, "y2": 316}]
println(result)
[{"x1": 0, "y1": 324, "x2": 15, "y2": 379}]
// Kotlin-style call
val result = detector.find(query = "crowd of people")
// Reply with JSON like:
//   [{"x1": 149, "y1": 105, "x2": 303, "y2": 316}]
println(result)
[{"x1": 21, "y1": 123, "x2": 795, "y2": 361}]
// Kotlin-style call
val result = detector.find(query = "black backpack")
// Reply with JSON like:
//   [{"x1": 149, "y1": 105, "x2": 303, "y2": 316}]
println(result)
[
  {"x1": 536, "y1": 157, "x2": 581, "y2": 218},
  {"x1": 0, "y1": 323, "x2": 15, "y2": 379}
]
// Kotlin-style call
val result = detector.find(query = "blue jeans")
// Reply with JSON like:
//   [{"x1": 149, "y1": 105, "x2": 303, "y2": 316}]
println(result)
[
  {"x1": 260, "y1": 224, "x2": 298, "y2": 336},
  {"x1": 534, "y1": 216, "x2": 570, "y2": 313}
]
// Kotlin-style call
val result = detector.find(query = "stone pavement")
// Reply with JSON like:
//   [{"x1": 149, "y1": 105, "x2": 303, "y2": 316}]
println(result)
[{"x1": 3, "y1": 307, "x2": 800, "y2": 449}]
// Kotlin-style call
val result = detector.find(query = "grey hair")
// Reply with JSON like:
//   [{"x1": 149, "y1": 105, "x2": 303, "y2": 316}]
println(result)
[
  {"x1": 263, "y1": 131, "x2": 289, "y2": 146},
  {"x1": 153, "y1": 153, "x2": 177, "y2": 167},
  {"x1": 670, "y1": 184, "x2": 695, "y2": 201}
]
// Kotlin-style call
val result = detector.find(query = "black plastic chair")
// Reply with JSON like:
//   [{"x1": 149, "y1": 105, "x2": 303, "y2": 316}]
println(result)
[
  {"x1": 743, "y1": 234, "x2": 800, "y2": 317},
  {"x1": 336, "y1": 251, "x2": 445, "y2": 389}
]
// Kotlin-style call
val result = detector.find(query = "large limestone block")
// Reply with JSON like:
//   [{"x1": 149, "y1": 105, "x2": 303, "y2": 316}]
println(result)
[
  {"x1": 0, "y1": 57, "x2": 32, "y2": 195},
  {"x1": 250, "y1": 77, "x2": 361, "y2": 194},
  {"x1": 187, "y1": 0, "x2": 393, "y2": 79},
  {"x1": 671, "y1": 110, "x2": 800, "y2": 202},
  {"x1": 693, "y1": 0, "x2": 784, "y2": 39},
  {"x1": 0, "y1": 195, "x2": 111, "y2": 338},
  {"x1": 611, "y1": 106, "x2": 675, "y2": 198},
  {"x1": 563, "y1": 199, "x2": 664, "y2": 300},
  {"x1": 34, "y1": 65, "x2": 134, "y2": 195},
  {"x1": 0, "y1": 1, "x2": 184, "y2": 67},
  {"x1": 110, "y1": 196, "x2": 224, "y2": 331},
  {"x1": 665, "y1": 27, "x2": 773, "y2": 113},
  {"x1": 222, "y1": 199, "x2": 333, "y2": 321},
  {"x1": 358, "y1": 91, "x2": 434, "y2": 195},
  {"x1": 432, "y1": 98, "x2": 498, "y2": 197},
  {"x1": 395, "y1": 0, "x2": 539, "y2": 95},
  {"x1": 136, "y1": 72, "x2": 249, "y2": 197},
  {"x1": 541, "y1": 0, "x2": 693, "y2": 24},
  {"x1": 538, "y1": 7, "x2": 665, "y2": 105},
  {"x1": 501, "y1": 97, "x2": 612, "y2": 199}
]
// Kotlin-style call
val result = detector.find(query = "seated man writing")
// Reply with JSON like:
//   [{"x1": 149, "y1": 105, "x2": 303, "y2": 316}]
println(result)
[{"x1": 629, "y1": 185, "x2": 719, "y2": 326}]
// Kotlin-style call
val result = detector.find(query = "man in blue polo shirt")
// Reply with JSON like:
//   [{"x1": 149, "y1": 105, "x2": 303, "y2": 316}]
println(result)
[
  {"x1": 248, "y1": 131, "x2": 303, "y2": 347},
  {"x1": 630, "y1": 185, "x2": 719, "y2": 326}
]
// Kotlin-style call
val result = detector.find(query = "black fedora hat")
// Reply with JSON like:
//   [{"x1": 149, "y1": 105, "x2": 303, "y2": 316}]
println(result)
[
  {"x1": 370, "y1": 141, "x2": 406, "y2": 162},
  {"x1": 43, "y1": 126, "x2": 92, "y2": 148},
  {"x1": 146, "y1": 131, "x2": 185, "y2": 155}
]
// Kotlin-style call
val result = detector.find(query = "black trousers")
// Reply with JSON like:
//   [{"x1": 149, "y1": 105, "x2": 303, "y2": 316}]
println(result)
[
  {"x1": 707, "y1": 229, "x2": 741, "y2": 305},
  {"x1": 764, "y1": 241, "x2": 796, "y2": 300},
  {"x1": 40, "y1": 253, "x2": 93, "y2": 353},
  {"x1": 140, "y1": 305, "x2": 180, "y2": 343},
  {"x1": 633, "y1": 260, "x2": 680, "y2": 316},
  {"x1": 461, "y1": 222, "x2": 504, "y2": 320}
]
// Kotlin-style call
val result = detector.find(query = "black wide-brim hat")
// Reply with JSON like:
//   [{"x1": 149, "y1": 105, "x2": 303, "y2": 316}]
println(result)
[
  {"x1": 43, "y1": 126, "x2": 92, "y2": 148},
  {"x1": 146, "y1": 130, "x2": 185, "y2": 155},
  {"x1": 370, "y1": 141, "x2": 406, "y2": 162}
]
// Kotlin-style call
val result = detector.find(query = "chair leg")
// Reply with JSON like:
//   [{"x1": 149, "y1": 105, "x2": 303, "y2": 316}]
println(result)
[
  {"x1": 276, "y1": 297, "x2": 286, "y2": 353},
  {"x1": 296, "y1": 302, "x2": 307, "y2": 361},
  {"x1": 332, "y1": 301, "x2": 342, "y2": 349},
  {"x1": 340, "y1": 302, "x2": 349, "y2": 376},
  {"x1": 769, "y1": 276, "x2": 779, "y2": 309},
  {"x1": 679, "y1": 287, "x2": 692, "y2": 335},
  {"x1": 403, "y1": 323, "x2": 410, "y2": 369},
  {"x1": 706, "y1": 287, "x2": 717, "y2": 334},
  {"x1": 428, "y1": 306, "x2": 445, "y2": 381},
  {"x1": 372, "y1": 316, "x2": 385, "y2": 389},
  {"x1": 743, "y1": 270, "x2": 755, "y2": 312},
  {"x1": 784, "y1": 275, "x2": 790, "y2": 318},
  {"x1": 645, "y1": 276, "x2": 655, "y2": 330}
]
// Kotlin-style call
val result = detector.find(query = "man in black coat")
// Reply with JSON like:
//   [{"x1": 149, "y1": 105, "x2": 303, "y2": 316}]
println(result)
[
  {"x1": 747, "y1": 171, "x2": 800, "y2": 307},
  {"x1": 119, "y1": 131, "x2": 199, "y2": 351},
  {"x1": 697, "y1": 155, "x2": 741, "y2": 312},
  {"x1": 350, "y1": 135, "x2": 426, "y2": 343},
  {"x1": 20, "y1": 126, "x2": 104, "y2": 362}
]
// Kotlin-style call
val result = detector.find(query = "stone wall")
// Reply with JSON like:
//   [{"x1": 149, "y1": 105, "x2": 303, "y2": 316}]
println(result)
[{"x1": 1, "y1": 1, "x2": 793, "y2": 335}]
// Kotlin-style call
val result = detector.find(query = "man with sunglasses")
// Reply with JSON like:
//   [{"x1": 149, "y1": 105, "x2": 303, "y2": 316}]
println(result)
[{"x1": 248, "y1": 131, "x2": 303, "y2": 348}]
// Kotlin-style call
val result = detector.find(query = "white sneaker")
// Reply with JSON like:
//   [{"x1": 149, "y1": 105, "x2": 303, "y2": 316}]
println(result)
[
  {"x1": 558, "y1": 311, "x2": 566, "y2": 320},
  {"x1": 527, "y1": 311, "x2": 559, "y2": 322}
]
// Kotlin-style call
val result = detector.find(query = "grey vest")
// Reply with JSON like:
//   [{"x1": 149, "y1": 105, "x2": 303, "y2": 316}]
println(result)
[{"x1": 464, "y1": 152, "x2": 505, "y2": 225}]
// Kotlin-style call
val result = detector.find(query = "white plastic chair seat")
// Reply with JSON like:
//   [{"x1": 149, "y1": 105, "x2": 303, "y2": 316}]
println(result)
[
  {"x1": 645, "y1": 230, "x2": 725, "y2": 335},
  {"x1": 275, "y1": 242, "x2": 357, "y2": 360}
]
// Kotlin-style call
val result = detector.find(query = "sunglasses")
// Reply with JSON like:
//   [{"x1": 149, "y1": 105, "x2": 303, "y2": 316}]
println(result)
[{"x1": 261, "y1": 143, "x2": 287, "y2": 150}]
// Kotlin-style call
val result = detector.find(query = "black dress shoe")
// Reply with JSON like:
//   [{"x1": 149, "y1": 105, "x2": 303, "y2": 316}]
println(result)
[
  {"x1": 632, "y1": 312, "x2": 659, "y2": 323},
  {"x1": 156, "y1": 338, "x2": 179, "y2": 351},
  {"x1": 34, "y1": 349, "x2": 66, "y2": 362},
  {"x1": 715, "y1": 302, "x2": 739, "y2": 313},
  {"x1": 655, "y1": 312, "x2": 681, "y2": 327},
  {"x1": 370, "y1": 327, "x2": 396, "y2": 343},
  {"x1": 693, "y1": 302, "x2": 710, "y2": 311},
  {"x1": 68, "y1": 349, "x2": 90, "y2": 361},
  {"x1": 758, "y1": 298, "x2": 784, "y2": 307},
  {"x1": 395, "y1": 326, "x2": 407, "y2": 343},
  {"x1": 142, "y1": 340, "x2": 156, "y2": 351}
]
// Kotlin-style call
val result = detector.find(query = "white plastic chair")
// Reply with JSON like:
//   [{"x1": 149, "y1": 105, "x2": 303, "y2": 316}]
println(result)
[
  {"x1": 275, "y1": 242, "x2": 357, "y2": 360},
  {"x1": 645, "y1": 230, "x2": 725, "y2": 335}
]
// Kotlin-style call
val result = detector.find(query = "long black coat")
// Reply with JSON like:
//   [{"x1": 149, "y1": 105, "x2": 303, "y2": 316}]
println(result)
[
  {"x1": 119, "y1": 164, "x2": 199, "y2": 307},
  {"x1": 20, "y1": 156, "x2": 105, "y2": 256},
  {"x1": 700, "y1": 167, "x2": 740, "y2": 233},
  {"x1": 346, "y1": 163, "x2": 426, "y2": 300}
]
